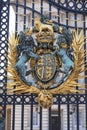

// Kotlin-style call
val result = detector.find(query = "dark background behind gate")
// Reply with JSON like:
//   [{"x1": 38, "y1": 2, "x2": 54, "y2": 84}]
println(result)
[{"x1": 0, "y1": 0, "x2": 87, "y2": 130}]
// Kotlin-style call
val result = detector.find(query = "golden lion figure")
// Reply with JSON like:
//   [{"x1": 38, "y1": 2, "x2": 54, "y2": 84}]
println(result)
[{"x1": 34, "y1": 18, "x2": 54, "y2": 35}]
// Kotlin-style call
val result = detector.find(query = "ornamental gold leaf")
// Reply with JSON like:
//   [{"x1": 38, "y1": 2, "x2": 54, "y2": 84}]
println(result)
[{"x1": 49, "y1": 30, "x2": 87, "y2": 94}]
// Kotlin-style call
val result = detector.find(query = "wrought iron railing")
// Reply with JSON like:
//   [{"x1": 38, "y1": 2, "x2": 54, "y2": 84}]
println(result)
[{"x1": 0, "y1": 0, "x2": 87, "y2": 130}]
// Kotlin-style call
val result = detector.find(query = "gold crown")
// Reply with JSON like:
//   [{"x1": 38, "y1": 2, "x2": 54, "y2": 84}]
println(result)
[{"x1": 35, "y1": 31, "x2": 55, "y2": 44}]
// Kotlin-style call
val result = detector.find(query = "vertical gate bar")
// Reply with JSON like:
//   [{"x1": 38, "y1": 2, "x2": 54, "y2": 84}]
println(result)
[
  {"x1": 83, "y1": 14, "x2": 87, "y2": 130},
  {"x1": 67, "y1": 104, "x2": 70, "y2": 130},
  {"x1": 58, "y1": 8, "x2": 60, "y2": 24},
  {"x1": 65, "y1": 0, "x2": 68, "y2": 10},
  {"x1": 5, "y1": 3, "x2": 10, "y2": 128},
  {"x1": 30, "y1": 94, "x2": 33, "y2": 130},
  {"x1": 74, "y1": 13, "x2": 77, "y2": 29},
  {"x1": 0, "y1": 0, "x2": 2, "y2": 26},
  {"x1": 12, "y1": 94, "x2": 16, "y2": 130},
  {"x1": 66, "y1": 10, "x2": 70, "y2": 130},
  {"x1": 58, "y1": 95, "x2": 61, "y2": 130},
  {"x1": 58, "y1": 0, "x2": 60, "y2": 4},
  {"x1": 10, "y1": 0, "x2": 17, "y2": 128},
  {"x1": 67, "y1": 95, "x2": 70, "y2": 130},
  {"x1": 86, "y1": 94, "x2": 87, "y2": 130},
  {"x1": 39, "y1": 107, "x2": 42, "y2": 130},
  {"x1": 66, "y1": 11, "x2": 68, "y2": 28},
  {"x1": 4, "y1": 91, "x2": 7, "y2": 130},
  {"x1": 7, "y1": 0, "x2": 10, "y2": 39},
  {"x1": 76, "y1": 105, "x2": 79, "y2": 130},
  {"x1": 49, "y1": 3, "x2": 51, "y2": 19},
  {"x1": 15, "y1": 0, "x2": 18, "y2": 35},
  {"x1": 23, "y1": 0, "x2": 26, "y2": 30},
  {"x1": 21, "y1": 94, "x2": 24, "y2": 130},
  {"x1": 76, "y1": 95, "x2": 79, "y2": 130},
  {"x1": 74, "y1": 0, "x2": 77, "y2": 29},
  {"x1": 49, "y1": 107, "x2": 52, "y2": 130},
  {"x1": 65, "y1": 0, "x2": 69, "y2": 28},
  {"x1": 32, "y1": 0, "x2": 34, "y2": 26},
  {"x1": 5, "y1": 0, "x2": 10, "y2": 122},
  {"x1": 40, "y1": 0, "x2": 43, "y2": 16}
]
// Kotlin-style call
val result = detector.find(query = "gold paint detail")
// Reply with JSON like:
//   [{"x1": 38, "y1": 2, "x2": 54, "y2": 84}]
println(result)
[
  {"x1": 6, "y1": 29, "x2": 87, "y2": 108},
  {"x1": 35, "y1": 31, "x2": 55, "y2": 44},
  {"x1": 35, "y1": 54, "x2": 56, "y2": 82},
  {"x1": 30, "y1": 49, "x2": 61, "y2": 89},
  {"x1": 59, "y1": 27, "x2": 63, "y2": 33},
  {"x1": 7, "y1": 34, "x2": 40, "y2": 95},
  {"x1": 35, "y1": 18, "x2": 54, "y2": 35},
  {"x1": 24, "y1": 27, "x2": 33, "y2": 36},
  {"x1": 36, "y1": 90, "x2": 53, "y2": 108},
  {"x1": 34, "y1": 18, "x2": 55, "y2": 44},
  {"x1": 49, "y1": 30, "x2": 86, "y2": 94}
]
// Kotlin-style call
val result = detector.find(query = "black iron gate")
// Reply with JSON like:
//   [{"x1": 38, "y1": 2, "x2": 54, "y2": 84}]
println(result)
[{"x1": 0, "y1": 0, "x2": 87, "y2": 130}]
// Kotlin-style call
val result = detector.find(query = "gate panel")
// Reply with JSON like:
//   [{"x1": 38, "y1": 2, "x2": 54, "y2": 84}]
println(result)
[
  {"x1": 0, "y1": 0, "x2": 10, "y2": 129},
  {"x1": 0, "y1": 0, "x2": 87, "y2": 130}
]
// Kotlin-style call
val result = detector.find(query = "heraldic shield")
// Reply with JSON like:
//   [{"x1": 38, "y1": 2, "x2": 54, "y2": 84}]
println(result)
[
  {"x1": 7, "y1": 17, "x2": 87, "y2": 108},
  {"x1": 35, "y1": 53, "x2": 57, "y2": 82}
]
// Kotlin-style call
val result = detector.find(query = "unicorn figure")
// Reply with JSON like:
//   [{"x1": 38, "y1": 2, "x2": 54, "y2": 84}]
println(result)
[
  {"x1": 52, "y1": 25, "x2": 74, "y2": 84},
  {"x1": 54, "y1": 42, "x2": 74, "y2": 84}
]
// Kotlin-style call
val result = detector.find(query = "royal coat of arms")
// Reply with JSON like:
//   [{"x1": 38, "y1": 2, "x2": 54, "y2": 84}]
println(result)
[{"x1": 7, "y1": 18, "x2": 87, "y2": 108}]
